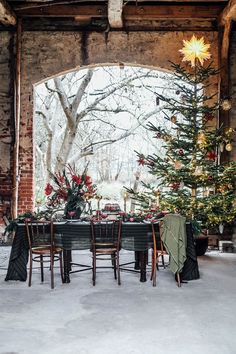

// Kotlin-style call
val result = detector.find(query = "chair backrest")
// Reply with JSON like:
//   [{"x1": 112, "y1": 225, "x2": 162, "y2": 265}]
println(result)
[
  {"x1": 121, "y1": 222, "x2": 153, "y2": 251},
  {"x1": 25, "y1": 220, "x2": 53, "y2": 250},
  {"x1": 91, "y1": 220, "x2": 121, "y2": 250}
]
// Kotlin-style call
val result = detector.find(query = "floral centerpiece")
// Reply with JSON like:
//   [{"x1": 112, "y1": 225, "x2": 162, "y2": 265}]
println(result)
[{"x1": 45, "y1": 165, "x2": 97, "y2": 219}]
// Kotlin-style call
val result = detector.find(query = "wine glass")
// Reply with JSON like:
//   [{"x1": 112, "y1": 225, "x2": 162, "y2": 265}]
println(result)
[{"x1": 68, "y1": 210, "x2": 76, "y2": 221}]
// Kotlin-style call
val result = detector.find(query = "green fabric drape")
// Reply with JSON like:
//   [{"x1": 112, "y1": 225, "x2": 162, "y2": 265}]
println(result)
[{"x1": 160, "y1": 214, "x2": 187, "y2": 274}]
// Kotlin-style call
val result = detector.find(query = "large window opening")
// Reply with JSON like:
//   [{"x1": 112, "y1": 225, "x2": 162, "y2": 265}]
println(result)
[{"x1": 34, "y1": 65, "x2": 188, "y2": 211}]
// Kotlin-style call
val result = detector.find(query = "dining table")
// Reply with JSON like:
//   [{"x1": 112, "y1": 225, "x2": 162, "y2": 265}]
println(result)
[{"x1": 5, "y1": 220, "x2": 199, "y2": 283}]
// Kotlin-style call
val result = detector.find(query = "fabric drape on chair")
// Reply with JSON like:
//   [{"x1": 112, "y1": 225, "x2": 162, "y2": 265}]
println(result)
[{"x1": 160, "y1": 214, "x2": 187, "y2": 274}]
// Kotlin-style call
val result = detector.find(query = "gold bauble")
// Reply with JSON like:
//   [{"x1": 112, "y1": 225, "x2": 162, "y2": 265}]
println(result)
[
  {"x1": 221, "y1": 99, "x2": 232, "y2": 111},
  {"x1": 174, "y1": 160, "x2": 183, "y2": 170},
  {"x1": 225, "y1": 143, "x2": 233, "y2": 152},
  {"x1": 171, "y1": 115, "x2": 177, "y2": 124}
]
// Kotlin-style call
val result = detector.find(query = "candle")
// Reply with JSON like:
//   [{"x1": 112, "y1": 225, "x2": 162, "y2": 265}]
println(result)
[
  {"x1": 123, "y1": 192, "x2": 128, "y2": 213},
  {"x1": 154, "y1": 190, "x2": 161, "y2": 208}
]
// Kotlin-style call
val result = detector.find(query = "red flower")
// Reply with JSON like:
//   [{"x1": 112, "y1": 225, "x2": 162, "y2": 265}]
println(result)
[
  {"x1": 170, "y1": 182, "x2": 180, "y2": 191},
  {"x1": 85, "y1": 175, "x2": 92, "y2": 186},
  {"x1": 138, "y1": 158, "x2": 145, "y2": 166},
  {"x1": 207, "y1": 151, "x2": 216, "y2": 160},
  {"x1": 72, "y1": 175, "x2": 82, "y2": 185},
  {"x1": 45, "y1": 183, "x2": 53, "y2": 196},
  {"x1": 129, "y1": 217, "x2": 134, "y2": 222}
]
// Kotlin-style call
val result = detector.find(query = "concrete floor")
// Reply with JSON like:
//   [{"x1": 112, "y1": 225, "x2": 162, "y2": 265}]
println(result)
[{"x1": 0, "y1": 248, "x2": 236, "y2": 354}]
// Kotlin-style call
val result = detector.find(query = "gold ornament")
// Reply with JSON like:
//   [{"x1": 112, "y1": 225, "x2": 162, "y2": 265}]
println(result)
[
  {"x1": 179, "y1": 35, "x2": 211, "y2": 67},
  {"x1": 221, "y1": 99, "x2": 232, "y2": 111},
  {"x1": 219, "y1": 142, "x2": 224, "y2": 152},
  {"x1": 171, "y1": 116, "x2": 177, "y2": 124},
  {"x1": 225, "y1": 142, "x2": 233, "y2": 152},
  {"x1": 193, "y1": 166, "x2": 203, "y2": 176},
  {"x1": 174, "y1": 160, "x2": 183, "y2": 170},
  {"x1": 197, "y1": 131, "x2": 206, "y2": 145}
]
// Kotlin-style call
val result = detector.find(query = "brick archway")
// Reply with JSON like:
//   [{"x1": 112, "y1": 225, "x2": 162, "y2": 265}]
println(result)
[{"x1": 18, "y1": 31, "x2": 218, "y2": 213}]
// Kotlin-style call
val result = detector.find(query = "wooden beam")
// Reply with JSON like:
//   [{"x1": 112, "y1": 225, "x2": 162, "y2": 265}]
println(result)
[
  {"x1": 0, "y1": 0, "x2": 17, "y2": 25},
  {"x1": 108, "y1": 0, "x2": 123, "y2": 28},
  {"x1": 219, "y1": 0, "x2": 236, "y2": 24},
  {"x1": 15, "y1": 4, "x2": 224, "y2": 19},
  {"x1": 12, "y1": 19, "x2": 22, "y2": 218}
]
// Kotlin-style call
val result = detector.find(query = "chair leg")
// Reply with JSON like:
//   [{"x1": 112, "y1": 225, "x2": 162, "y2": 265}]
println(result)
[
  {"x1": 112, "y1": 254, "x2": 117, "y2": 280},
  {"x1": 152, "y1": 252, "x2": 157, "y2": 287},
  {"x1": 28, "y1": 257, "x2": 33, "y2": 287},
  {"x1": 117, "y1": 254, "x2": 121, "y2": 285},
  {"x1": 176, "y1": 272, "x2": 181, "y2": 287},
  {"x1": 40, "y1": 255, "x2": 44, "y2": 283},
  {"x1": 59, "y1": 252, "x2": 64, "y2": 284},
  {"x1": 50, "y1": 253, "x2": 54, "y2": 289},
  {"x1": 161, "y1": 254, "x2": 165, "y2": 269},
  {"x1": 92, "y1": 254, "x2": 96, "y2": 286}
]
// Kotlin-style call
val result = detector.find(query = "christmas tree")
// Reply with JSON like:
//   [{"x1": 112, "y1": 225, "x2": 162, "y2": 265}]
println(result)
[{"x1": 128, "y1": 35, "x2": 236, "y2": 231}]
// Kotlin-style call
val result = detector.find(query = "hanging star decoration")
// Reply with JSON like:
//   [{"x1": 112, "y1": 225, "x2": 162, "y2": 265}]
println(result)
[{"x1": 179, "y1": 35, "x2": 211, "y2": 67}]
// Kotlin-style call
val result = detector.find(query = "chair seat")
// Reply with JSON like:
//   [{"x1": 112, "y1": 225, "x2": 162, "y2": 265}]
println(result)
[
  {"x1": 95, "y1": 247, "x2": 117, "y2": 254},
  {"x1": 32, "y1": 246, "x2": 63, "y2": 255}
]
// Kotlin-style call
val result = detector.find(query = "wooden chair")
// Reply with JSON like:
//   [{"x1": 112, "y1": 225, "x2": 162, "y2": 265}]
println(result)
[
  {"x1": 90, "y1": 220, "x2": 121, "y2": 286},
  {"x1": 150, "y1": 221, "x2": 169, "y2": 287},
  {"x1": 25, "y1": 220, "x2": 64, "y2": 289}
]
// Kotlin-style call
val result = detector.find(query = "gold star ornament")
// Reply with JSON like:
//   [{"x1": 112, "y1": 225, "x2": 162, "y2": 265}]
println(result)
[{"x1": 179, "y1": 35, "x2": 211, "y2": 67}]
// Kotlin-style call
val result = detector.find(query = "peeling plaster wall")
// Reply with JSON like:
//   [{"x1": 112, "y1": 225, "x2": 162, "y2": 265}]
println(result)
[{"x1": 0, "y1": 30, "x2": 222, "y2": 218}]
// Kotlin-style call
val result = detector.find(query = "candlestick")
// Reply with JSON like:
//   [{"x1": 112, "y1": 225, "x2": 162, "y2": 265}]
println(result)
[{"x1": 123, "y1": 192, "x2": 128, "y2": 213}]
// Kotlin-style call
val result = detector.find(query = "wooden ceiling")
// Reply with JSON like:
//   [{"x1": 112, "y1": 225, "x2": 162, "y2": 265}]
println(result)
[{"x1": 0, "y1": 0, "x2": 235, "y2": 31}]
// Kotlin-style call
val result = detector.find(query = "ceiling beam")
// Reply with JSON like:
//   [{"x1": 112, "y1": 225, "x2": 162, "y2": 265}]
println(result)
[
  {"x1": 15, "y1": 4, "x2": 224, "y2": 19},
  {"x1": 0, "y1": 0, "x2": 17, "y2": 25},
  {"x1": 219, "y1": 0, "x2": 236, "y2": 23},
  {"x1": 108, "y1": 0, "x2": 123, "y2": 28}
]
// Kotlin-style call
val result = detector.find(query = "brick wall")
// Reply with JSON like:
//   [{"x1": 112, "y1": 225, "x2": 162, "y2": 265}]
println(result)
[{"x1": 0, "y1": 32, "x2": 14, "y2": 220}]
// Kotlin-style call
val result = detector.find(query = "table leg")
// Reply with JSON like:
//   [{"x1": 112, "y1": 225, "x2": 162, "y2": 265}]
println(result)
[
  {"x1": 63, "y1": 250, "x2": 71, "y2": 283},
  {"x1": 134, "y1": 251, "x2": 140, "y2": 270},
  {"x1": 139, "y1": 251, "x2": 147, "y2": 282}
]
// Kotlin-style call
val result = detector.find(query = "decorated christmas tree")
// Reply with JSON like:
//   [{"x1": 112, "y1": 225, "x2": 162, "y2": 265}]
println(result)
[{"x1": 128, "y1": 35, "x2": 236, "y2": 231}]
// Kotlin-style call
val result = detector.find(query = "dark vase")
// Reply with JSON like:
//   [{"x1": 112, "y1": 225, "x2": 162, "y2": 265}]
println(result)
[
  {"x1": 65, "y1": 207, "x2": 82, "y2": 219},
  {"x1": 195, "y1": 236, "x2": 209, "y2": 256}
]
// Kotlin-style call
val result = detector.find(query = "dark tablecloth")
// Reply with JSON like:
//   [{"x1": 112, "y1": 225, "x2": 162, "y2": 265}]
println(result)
[{"x1": 5, "y1": 221, "x2": 199, "y2": 282}]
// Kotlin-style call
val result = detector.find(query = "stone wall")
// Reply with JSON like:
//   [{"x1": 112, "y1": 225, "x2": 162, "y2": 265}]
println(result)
[{"x1": 0, "y1": 29, "x2": 225, "y2": 220}]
